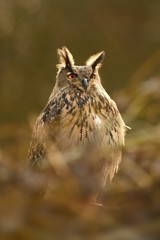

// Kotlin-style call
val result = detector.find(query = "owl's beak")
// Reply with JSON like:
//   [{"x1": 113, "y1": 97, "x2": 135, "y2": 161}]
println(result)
[{"x1": 82, "y1": 78, "x2": 89, "y2": 90}]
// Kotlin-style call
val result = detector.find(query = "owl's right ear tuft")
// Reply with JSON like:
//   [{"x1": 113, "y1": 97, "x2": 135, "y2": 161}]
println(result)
[
  {"x1": 57, "y1": 46, "x2": 75, "y2": 69},
  {"x1": 86, "y1": 51, "x2": 105, "y2": 70}
]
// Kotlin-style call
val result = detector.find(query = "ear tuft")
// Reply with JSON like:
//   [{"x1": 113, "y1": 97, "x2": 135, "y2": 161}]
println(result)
[
  {"x1": 86, "y1": 51, "x2": 105, "y2": 69},
  {"x1": 57, "y1": 46, "x2": 75, "y2": 68}
]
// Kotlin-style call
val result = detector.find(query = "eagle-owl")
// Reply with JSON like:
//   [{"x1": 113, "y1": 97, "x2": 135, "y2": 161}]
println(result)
[{"x1": 27, "y1": 47, "x2": 126, "y2": 203}]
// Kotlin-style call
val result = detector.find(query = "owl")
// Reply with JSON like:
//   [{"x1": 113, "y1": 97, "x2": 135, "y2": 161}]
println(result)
[{"x1": 27, "y1": 47, "x2": 126, "y2": 204}]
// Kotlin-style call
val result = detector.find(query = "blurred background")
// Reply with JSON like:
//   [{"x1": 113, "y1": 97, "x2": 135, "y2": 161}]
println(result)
[{"x1": 0, "y1": 0, "x2": 160, "y2": 239}]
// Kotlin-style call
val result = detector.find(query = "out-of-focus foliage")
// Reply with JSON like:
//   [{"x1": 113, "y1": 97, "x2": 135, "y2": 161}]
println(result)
[
  {"x1": 0, "y1": 0, "x2": 160, "y2": 239},
  {"x1": 1, "y1": 0, "x2": 160, "y2": 123}
]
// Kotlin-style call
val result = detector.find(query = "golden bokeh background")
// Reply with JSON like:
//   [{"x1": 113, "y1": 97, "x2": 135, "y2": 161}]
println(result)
[{"x1": 0, "y1": 1, "x2": 160, "y2": 239}]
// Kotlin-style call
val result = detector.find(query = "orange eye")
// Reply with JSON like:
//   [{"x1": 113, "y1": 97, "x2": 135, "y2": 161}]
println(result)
[
  {"x1": 67, "y1": 72, "x2": 77, "y2": 79},
  {"x1": 90, "y1": 73, "x2": 96, "y2": 79}
]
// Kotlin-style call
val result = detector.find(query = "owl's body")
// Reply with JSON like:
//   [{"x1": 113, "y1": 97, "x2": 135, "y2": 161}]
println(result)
[{"x1": 27, "y1": 47, "x2": 126, "y2": 201}]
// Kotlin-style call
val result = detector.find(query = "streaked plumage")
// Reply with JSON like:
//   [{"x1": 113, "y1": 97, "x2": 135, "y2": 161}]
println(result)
[{"x1": 27, "y1": 47, "x2": 126, "y2": 202}]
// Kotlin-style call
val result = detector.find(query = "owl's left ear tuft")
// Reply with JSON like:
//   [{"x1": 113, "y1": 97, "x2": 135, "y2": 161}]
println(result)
[
  {"x1": 86, "y1": 51, "x2": 105, "y2": 69},
  {"x1": 57, "y1": 46, "x2": 75, "y2": 68}
]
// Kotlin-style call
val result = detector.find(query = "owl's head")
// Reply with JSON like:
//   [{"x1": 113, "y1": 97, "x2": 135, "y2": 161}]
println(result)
[{"x1": 56, "y1": 46, "x2": 105, "y2": 92}]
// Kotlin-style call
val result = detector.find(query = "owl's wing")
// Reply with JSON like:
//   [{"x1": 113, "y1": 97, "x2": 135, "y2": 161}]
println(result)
[
  {"x1": 102, "y1": 99, "x2": 126, "y2": 182},
  {"x1": 27, "y1": 99, "x2": 63, "y2": 168},
  {"x1": 27, "y1": 119, "x2": 47, "y2": 168}
]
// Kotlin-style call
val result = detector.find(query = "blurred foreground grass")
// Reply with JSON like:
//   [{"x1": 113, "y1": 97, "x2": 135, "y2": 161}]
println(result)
[{"x1": 0, "y1": 63, "x2": 160, "y2": 240}]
